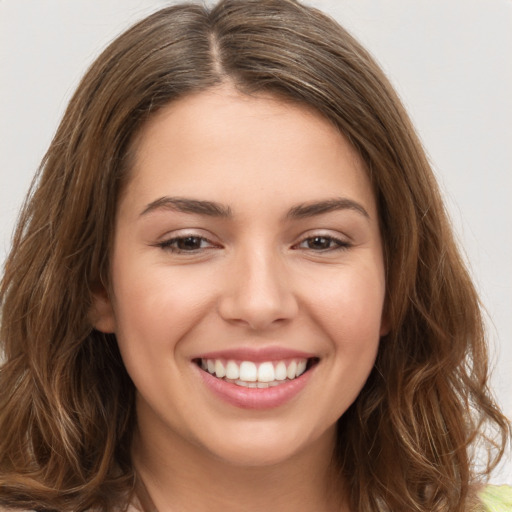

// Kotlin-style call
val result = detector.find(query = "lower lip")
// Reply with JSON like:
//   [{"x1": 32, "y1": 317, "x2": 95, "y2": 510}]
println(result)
[{"x1": 196, "y1": 364, "x2": 314, "y2": 410}]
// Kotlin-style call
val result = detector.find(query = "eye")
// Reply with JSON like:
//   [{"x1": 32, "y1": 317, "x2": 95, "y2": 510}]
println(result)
[
  {"x1": 156, "y1": 235, "x2": 216, "y2": 253},
  {"x1": 295, "y1": 235, "x2": 350, "y2": 252}
]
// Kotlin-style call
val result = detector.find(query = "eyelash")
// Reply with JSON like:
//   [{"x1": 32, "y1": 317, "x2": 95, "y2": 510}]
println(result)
[
  {"x1": 294, "y1": 235, "x2": 351, "y2": 252},
  {"x1": 155, "y1": 234, "x2": 350, "y2": 254},
  {"x1": 155, "y1": 235, "x2": 216, "y2": 253}
]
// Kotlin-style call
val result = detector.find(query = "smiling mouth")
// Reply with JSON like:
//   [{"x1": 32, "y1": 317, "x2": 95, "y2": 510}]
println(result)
[{"x1": 194, "y1": 357, "x2": 319, "y2": 388}]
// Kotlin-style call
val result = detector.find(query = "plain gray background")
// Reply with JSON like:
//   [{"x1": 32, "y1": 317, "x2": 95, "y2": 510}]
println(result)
[{"x1": 0, "y1": 0, "x2": 510, "y2": 482}]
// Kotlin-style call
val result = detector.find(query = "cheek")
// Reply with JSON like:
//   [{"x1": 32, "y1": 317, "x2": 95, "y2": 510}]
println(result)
[
  {"x1": 305, "y1": 263, "x2": 386, "y2": 346},
  {"x1": 109, "y1": 258, "x2": 218, "y2": 410},
  {"x1": 294, "y1": 266, "x2": 384, "y2": 427},
  {"x1": 110, "y1": 255, "x2": 217, "y2": 355}
]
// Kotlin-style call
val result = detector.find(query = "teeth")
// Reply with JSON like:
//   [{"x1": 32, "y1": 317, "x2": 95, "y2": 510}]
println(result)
[
  {"x1": 275, "y1": 361, "x2": 287, "y2": 381},
  {"x1": 214, "y1": 360, "x2": 226, "y2": 378},
  {"x1": 257, "y1": 362, "x2": 275, "y2": 382},
  {"x1": 239, "y1": 361, "x2": 257, "y2": 382},
  {"x1": 200, "y1": 357, "x2": 312, "y2": 386},
  {"x1": 226, "y1": 361, "x2": 239, "y2": 380},
  {"x1": 296, "y1": 360, "x2": 307, "y2": 377},
  {"x1": 287, "y1": 360, "x2": 297, "y2": 379},
  {"x1": 232, "y1": 379, "x2": 281, "y2": 388}
]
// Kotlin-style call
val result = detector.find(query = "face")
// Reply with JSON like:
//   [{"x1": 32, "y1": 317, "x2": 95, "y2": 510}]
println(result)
[{"x1": 93, "y1": 86, "x2": 388, "y2": 468}]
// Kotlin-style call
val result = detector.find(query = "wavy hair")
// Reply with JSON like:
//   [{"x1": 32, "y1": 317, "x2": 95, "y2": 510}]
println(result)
[{"x1": 0, "y1": 1, "x2": 509, "y2": 511}]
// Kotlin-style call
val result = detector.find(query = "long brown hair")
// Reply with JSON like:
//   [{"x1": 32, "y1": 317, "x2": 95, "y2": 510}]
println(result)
[{"x1": 0, "y1": 1, "x2": 509, "y2": 511}]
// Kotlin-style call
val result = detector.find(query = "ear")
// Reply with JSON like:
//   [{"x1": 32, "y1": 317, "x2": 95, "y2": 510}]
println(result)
[{"x1": 89, "y1": 285, "x2": 116, "y2": 333}]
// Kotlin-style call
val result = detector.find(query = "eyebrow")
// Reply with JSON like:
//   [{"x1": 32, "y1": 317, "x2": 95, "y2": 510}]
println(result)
[
  {"x1": 140, "y1": 197, "x2": 232, "y2": 217},
  {"x1": 140, "y1": 196, "x2": 369, "y2": 220},
  {"x1": 286, "y1": 198, "x2": 370, "y2": 220}
]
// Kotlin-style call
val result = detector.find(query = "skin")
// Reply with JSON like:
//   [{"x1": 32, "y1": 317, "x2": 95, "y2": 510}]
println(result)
[{"x1": 92, "y1": 85, "x2": 388, "y2": 512}]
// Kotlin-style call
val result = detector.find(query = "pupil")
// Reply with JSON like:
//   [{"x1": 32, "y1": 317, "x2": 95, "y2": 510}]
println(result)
[
  {"x1": 309, "y1": 237, "x2": 329, "y2": 249},
  {"x1": 178, "y1": 237, "x2": 200, "y2": 250}
]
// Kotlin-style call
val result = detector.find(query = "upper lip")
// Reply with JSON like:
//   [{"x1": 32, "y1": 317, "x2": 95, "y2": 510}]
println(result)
[{"x1": 193, "y1": 346, "x2": 317, "y2": 362}]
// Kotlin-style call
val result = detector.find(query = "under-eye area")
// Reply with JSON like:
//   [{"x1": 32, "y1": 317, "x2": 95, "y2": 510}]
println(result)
[{"x1": 194, "y1": 357, "x2": 320, "y2": 388}]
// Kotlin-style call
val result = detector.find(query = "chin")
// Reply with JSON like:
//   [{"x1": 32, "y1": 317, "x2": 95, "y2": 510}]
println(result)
[{"x1": 199, "y1": 420, "x2": 335, "y2": 469}]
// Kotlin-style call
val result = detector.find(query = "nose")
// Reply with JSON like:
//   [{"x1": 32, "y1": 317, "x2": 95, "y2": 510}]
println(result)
[{"x1": 217, "y1": 246, "x2": 299, "y2": 331}]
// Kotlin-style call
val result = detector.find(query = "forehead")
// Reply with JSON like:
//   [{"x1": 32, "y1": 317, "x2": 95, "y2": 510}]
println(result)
[{"x1": 121, "y1": 86, "x2": 376, "y2": 220}]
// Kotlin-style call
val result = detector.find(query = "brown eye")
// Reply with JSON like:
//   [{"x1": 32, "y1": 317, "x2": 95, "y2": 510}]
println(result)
[
  {"x1": 296, "y1": 235, "x2": 350, "y2": 252},
  {"x1": 175, "y1": 236, "x2": 204, "y2": 251},
  {"x1": 306, "y1": 237, "x2": 333, "y2": 250},
  {"x1": 158, "y1": 236, "x2": 213, "y2": 252}
]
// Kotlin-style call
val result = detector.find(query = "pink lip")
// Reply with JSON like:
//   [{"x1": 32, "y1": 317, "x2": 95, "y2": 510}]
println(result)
[
  {"x1": 194, "y1": 346, "x2": 316, "y2": 362},
  {"x1": 194, "y1": 361, "x2": 316, "y2": 410}
]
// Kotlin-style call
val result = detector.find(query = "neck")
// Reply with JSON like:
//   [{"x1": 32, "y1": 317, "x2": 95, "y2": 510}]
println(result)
[{"x1": 131, "y1": 408, "x2": 348, "y2": 512}]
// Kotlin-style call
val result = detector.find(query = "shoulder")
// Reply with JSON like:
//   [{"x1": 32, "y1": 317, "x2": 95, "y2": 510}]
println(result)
[{"x1": 479, "y1": 485, "x2": 512, "y2": 511}]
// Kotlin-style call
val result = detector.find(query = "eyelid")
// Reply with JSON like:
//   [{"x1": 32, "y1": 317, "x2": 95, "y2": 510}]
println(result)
[
  {"x1": 151, "y1": 229, "x2": 222, "y2": 253},
  {"x1": 159, "y1": 236, "x2": 213, "y2": 251},
  {"x1": 292, "y1": 231, "x2": 352, "y2": 252},
  {"x1": 150, "y1": 229, "x2": 352, "y2": 254}
]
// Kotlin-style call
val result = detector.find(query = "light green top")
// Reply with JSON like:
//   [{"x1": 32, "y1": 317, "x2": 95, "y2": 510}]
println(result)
[{"x1": 480, "y1": 485, "x2": 512, "y2": 511}]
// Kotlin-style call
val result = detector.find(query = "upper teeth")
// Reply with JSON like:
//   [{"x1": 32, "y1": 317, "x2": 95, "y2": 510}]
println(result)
[{"x1": 201, "y1": 358, "x2": 308, "y2": 384}]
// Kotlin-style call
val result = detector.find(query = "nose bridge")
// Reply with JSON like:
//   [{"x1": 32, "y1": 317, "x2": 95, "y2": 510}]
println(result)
[{"x1": 218, "y1": 240, "x2": 297, "y2": 329}]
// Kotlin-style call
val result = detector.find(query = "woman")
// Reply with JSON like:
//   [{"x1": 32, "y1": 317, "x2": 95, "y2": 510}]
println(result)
[{"x1": 0, "y1": 1, "x2": 510, "y2": 511}]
